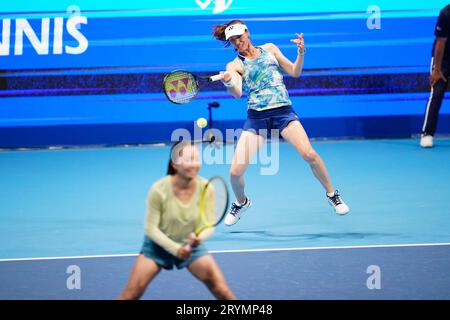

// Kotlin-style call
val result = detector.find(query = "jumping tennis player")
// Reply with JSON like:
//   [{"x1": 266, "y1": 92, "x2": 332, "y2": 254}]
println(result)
[
  {"x1": 212, "y1": 20, "x2": 350, "y2": 226},
  {"x1": 118, "y1": 141, "x2": 235, "y2": 300}
]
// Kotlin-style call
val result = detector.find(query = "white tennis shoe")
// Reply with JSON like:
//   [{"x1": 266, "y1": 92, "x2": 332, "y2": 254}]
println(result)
[
  {"x1": 224, "y1": 197, "x2": 252, "y2": 226},
  {"x1": 420, "y1": 134, "x2": 433, "y2": 148},
  {"x1": 327, "y1": 190, "x2": 350, "y2": 215}
]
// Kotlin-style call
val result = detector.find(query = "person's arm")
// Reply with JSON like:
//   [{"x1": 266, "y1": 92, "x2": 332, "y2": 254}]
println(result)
[
  {"x1": 431, "y1": 38, "x2": 448, "y2": 86},
  {"x1": 431, "y1": 9, "x2": 450, "y2": 86},
  {"x1": 264, "y1": 35, "x2": 305, "y2": 78},
  {"x1": 433, "y1": 38, "x2": 447, "y2": 71},
  {"x1": 220, "y1": 60, "x2": 243, "y2": 99},
  {"x1": 144, "y1": 188, "x2": 185, "y2": 257}
]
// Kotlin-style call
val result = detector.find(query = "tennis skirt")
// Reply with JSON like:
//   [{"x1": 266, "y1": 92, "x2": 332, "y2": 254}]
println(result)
[
  {"x1": 140, "y1": 235, "x2": 208, "y2": 270},
  {"x1": 243, "y1": 105, "x2": 299, "y2": 136}
]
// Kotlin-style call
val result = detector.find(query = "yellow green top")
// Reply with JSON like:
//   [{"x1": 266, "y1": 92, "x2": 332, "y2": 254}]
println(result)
[{"x1": 144, "y1": 175, "x2": 214, "y2": 256}]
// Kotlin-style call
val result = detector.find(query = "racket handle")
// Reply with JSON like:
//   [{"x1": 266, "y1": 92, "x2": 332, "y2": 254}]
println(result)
[{"x1": 209, "y1": 74, "x2": 222, "y2": 82}]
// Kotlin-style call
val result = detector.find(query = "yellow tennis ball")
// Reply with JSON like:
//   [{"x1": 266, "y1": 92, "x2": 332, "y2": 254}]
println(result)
[{"x1": 196, "y1": 117, "x2": 208, "y2": 128}]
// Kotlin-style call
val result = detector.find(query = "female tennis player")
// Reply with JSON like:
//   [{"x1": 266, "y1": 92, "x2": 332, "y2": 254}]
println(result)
[
  {"x1": 117, "y1": 141, "x2": 235, "y2": 300},
  {"x1": 212, "y1": 20, "x2": 350, "y2": 226}
]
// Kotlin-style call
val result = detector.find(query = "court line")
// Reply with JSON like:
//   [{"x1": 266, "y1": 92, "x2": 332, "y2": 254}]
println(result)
[{"x1": 1, "y1": 242, "x2": 450, "y2": 262}]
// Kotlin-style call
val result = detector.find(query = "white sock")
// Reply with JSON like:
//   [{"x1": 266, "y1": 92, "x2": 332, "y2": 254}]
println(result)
[{"x1": 327, "y1": 191, "x2": 335, "y2": 197}]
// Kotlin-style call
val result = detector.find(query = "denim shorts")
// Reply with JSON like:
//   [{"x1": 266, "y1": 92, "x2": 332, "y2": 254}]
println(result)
[
  {"x1": 243, "y1": 105, "x2": 299, "y2": 137},
  {"x1": 140, "y1": 235, "x2": 208, "y2": 270}
]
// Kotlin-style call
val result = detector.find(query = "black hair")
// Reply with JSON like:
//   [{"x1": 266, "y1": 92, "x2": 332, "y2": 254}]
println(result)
[{"x1": 166, "y1": 140, "x2": 196, "y2": 175}]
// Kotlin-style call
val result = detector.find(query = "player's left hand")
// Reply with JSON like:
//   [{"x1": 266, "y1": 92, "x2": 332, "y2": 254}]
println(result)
[
  {"x1": 188, "y1": 233, "x2": 202, "y2": 248},
  {"x1": 290, "y1": 33, "x2": 305, "y2": 55}
]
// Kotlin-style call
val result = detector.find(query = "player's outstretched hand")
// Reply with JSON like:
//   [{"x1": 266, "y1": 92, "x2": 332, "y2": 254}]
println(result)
[{"x1": 290, "y1": 33, "x2": 305, "y2": 55}]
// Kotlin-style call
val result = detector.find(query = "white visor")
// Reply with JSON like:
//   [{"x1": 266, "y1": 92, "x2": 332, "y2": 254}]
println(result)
[{"x1": 224, "y1": 24, "x2": 248, "y2": 40}]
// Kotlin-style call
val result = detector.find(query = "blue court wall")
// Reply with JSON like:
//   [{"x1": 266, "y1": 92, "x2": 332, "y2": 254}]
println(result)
[{"x1": 0, "y1": 1, "x2": 449, "y2": 147}]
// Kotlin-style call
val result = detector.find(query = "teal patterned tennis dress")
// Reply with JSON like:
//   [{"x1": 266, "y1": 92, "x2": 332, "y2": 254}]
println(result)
[
  {"x1": 239, "y1": 46, "x2": 299, "y2": 134},
  {"x1": 240, "y1": 46, "x2": 292, "y2": 111}
]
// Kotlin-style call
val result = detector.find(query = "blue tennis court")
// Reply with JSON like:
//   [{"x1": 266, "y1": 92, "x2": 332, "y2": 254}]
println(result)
[
  {"x1": 1, "y1": 138, "x2": 449, "y2": 299},
  {"x1": 2, "y1": 0, "x2": 450, "y2": 301}
]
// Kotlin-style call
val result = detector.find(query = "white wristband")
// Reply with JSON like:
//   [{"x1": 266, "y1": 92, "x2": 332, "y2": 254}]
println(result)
[
  {"x1": 222, "y1": 72, "x2": 236, "y2": 87},
  {"x1": 223, "y1": 79, "x2": 235, "y2": 88}
]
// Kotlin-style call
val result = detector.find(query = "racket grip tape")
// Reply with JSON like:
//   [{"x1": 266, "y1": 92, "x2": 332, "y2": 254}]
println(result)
[{"x1": 209, "y1": 74, "x2": 222, "y2": 82}]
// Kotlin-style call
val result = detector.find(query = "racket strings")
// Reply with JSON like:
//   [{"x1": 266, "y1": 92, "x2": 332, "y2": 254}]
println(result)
[{"x1": 163, "y1": 71, "x2": 199, "y2": 104}]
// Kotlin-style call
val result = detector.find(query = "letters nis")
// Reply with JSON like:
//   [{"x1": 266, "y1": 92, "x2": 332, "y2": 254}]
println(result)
[{"x1": 0, "y1": 16, "x2": 88, "y2": 56}]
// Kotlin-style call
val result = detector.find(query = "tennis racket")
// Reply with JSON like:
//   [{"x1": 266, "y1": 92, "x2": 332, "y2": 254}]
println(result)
[
  {"x1": 186, "y1": 176, "x2": 229, "y2": 249},
  {"x1": 163, "y1": 70, "x2": 222, "y2": 104}
]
